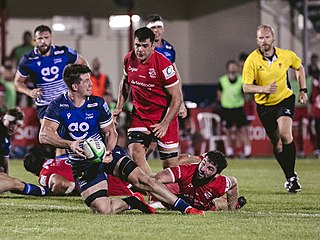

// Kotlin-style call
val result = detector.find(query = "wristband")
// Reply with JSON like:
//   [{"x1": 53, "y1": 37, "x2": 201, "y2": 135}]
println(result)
[{"x1": 299, "y1": 88, "x2": 307, "y2": 93}]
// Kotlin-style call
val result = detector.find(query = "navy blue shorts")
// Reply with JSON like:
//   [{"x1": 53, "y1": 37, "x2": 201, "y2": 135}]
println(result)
[
  {"x1": 256, "y1": 94, "x2": 295, "y2": 132},
  {"x1": 221, "y1": 107, "x2": 248, "y2": 129}
]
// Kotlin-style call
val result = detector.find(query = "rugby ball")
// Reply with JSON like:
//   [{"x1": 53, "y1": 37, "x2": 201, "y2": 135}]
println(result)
[{"x1": 83, "y1": 137, "x2": 106, "y2": 163}]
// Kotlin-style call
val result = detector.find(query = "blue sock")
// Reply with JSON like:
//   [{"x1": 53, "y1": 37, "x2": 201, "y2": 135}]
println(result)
[
  {"x1": 14, "y1": 182, "x2": 51, "y2": 196},
  {"x1": 173, "y1": 198, "x2": 191, "y2": 213}
]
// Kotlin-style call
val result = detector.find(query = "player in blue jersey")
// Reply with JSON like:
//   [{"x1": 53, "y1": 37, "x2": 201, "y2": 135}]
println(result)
[
  {"x1": 14, "y1": 25, "x2": 88, "y2": 122},
  {"x1": 39, "y1": 64, "x2": 204, "y2": 215},
  {"x1": 146, "y1": 14, "x2": 187, "y2": 118},
  {"x1": 0, "y1": 107, "x2": 24, "y2": 174}
]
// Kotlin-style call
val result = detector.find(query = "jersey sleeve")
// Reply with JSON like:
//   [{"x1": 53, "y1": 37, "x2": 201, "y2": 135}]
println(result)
[
  {"x1": 99, "y1": 99, "x2": 113, "y2": 128},
  {"x1": 288, "y1": 50, "x2": 302, "y2": 70},
  {"x1": 242, "y1": 55, "x2": 256, "y2": 85},
  {"x1": 160, "y1": 63, "x2": 179, "y2": 89},
  {"x1": 167, "y1": 164, "x2": 191, "y2": 183},
  {"x1": 43, "y1": 100, "x2": 61, "y2": 125},
  {"x1": 65, "y1": 46, "x2": 78, "y2": 64},
  {"x1": 17, "y1": 55, "x2": 31, "y2": 77}
]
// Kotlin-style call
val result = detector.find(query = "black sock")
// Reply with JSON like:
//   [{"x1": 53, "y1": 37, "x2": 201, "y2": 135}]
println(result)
[
  {"x1": 274, "y1": 141, "x2": 296, "y2": 179},
  {"x1": 122, "y1": 196, "x2": 153, "y2": 214}
]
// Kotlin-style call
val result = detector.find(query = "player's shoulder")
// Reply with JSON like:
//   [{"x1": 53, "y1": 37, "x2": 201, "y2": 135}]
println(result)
[
  {"x1": 52, "y1": 45, "x2": 77, "y2": 56},
  {"x1": 19, "y1": 49, "x2": 37, "y2": 65},
  {"x1": 162, "y1": 39, "x2": 175, "y2": 50},
  {"x1": 87, "y1": 95, "x2": 105, "y2": 106},
  {"x1": 153, "y1": 50, "x2": 172, "y2": 64}
]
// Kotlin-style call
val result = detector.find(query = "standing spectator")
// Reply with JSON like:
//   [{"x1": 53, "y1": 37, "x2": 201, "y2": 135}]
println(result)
[
  {"x1": 242, "y1": 25, "x2": 308, "y2": 193},
  {"x1": 90, "y1": 57, "x2": 111, "y2": 100},
  {"x1": 113, "y1": 27, "x2": 183, "y2": 175},
  {"x1": 0, "y1": 58, "x2": 17, "y2": 110},
  {"x1": 10, "y1": 31, "x2": 34, "y2": 65},
  {"x1": 0, "y1": 82, "x2": 5, "y2": 115},
  {"x1": 0, "y1": 107, "x2": 24, "y2": 174},
  {"x1": 217, "y1": 60, "x2": 251, "y2": 158},
  {"x1": 308, "y1": 53, "x2": 320, "y2": 80}
]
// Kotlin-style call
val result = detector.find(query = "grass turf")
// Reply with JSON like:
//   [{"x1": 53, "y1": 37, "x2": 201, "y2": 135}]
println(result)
[{"x1": 1, "y1": 158, "x2": 320, "y2": 240}]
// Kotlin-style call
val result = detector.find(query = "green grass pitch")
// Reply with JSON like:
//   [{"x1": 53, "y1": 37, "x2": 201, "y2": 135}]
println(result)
[{"x1": 1, "y1": 158, "x2": 320, "y2": 240}]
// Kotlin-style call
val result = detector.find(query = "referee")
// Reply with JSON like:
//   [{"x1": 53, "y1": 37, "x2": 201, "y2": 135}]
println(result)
[{"x1": 242, "y1": 24, "x2": 308, "y2": 193}]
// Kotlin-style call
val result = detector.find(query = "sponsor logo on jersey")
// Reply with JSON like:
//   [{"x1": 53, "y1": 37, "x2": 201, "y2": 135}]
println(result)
[
  {"x1": 67, "y1": 113, "x2": 71, "y2": 119},
  {"x1": 85, "y1": 113, "x2": 94, "y2": 120},
  {"x1": 131, "y1": 79, "x2": 155, "y2": 88},
  {"x1": 148, "y1": 68, "x2": 156, "y2": 78},
  {"x1": 162, "y1": 65, "x2": 176, "y2": 80},
  {"x1": 165, "y1": 45, "x2": 173, "y2": 49},
  {"x1": 128, "y1": 66, "x2": 138, "y2": 72},
  {"x1": 29, "y1": 56, "x2": 39, "y2": 60},
  {"x1": 41, "y1": 66, "x2": 60, "y2": 82},
  {"x1": 68, "y1": 122, "x2": 90, "y2": 140},
  {"x1": 204, "y1": 191, "x2": 213, "y2": 200},
  {"x1": 257, "y1": 65, "x2": 264, "y2": 71},
  {"x1": 54, "y1": 58, "x2": 63, "y2": 64},
  {"x1": 87, "y1": 103, "x2": 98, "y2": 108},
  {"x1": 60, "y1": 104, "x2": 69, "y2": 107},
  {"x1": 54, "y1": 50, "x2": 65, "y2": 55},
  {"x1": 37, "y1": 61, "x2": 41, "y2": 66}
]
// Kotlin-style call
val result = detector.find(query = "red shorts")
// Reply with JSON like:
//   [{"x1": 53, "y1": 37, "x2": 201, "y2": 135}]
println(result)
[
  {"x1": 108, "y1": 175, "x2": 133, "y2": 196},
  {"x1": 129, "y1": 115, "x2": 179, "y2": 149}
]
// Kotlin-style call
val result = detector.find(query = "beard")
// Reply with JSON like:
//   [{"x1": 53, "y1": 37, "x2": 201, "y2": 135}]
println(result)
[
  {"x1": 260, "y1": 44, "x2": 272, "y2": 53},
  {"x1": 37, "y1": 44, "x2": 51, "y2": 55}
]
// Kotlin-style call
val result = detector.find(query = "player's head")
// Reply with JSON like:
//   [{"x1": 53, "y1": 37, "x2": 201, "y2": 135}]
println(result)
[
  {"x1": 23, "y1": 148, "x2": 46, "y2": 176},
  {"x1": 256, "y1": 24, "x2": 275, "y2": 53},
  {"x1": 134, "y1": 27, "x2": 155, "y2": 63},
  {"x1": 226, "y1": 59, "x2": 239, "y2": 79},
  {"x1": 311, "y1": 53, "x2": 319, "y2": 65},
  {"x1": 63, "y1": 64, "x2": 92, "y2": 95},
  {"x1": 23, "y1": 31, "x2": 33, "y2": 45},
  {"x1": 146, "y1": 14, "x2": 164, "y2": 43},
  {"x1": 34, "y1": 25, "x2": 52, "y2": 55},
  {"x1": 197, "y1": 150, "x2": 227, "y2": 179},
  {"x1": 2, "y1": 107, "x2": 24, "y2": 135}
]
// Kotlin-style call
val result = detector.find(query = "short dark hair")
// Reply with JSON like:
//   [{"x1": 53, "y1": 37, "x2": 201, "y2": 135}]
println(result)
[
  {"x1": 6, "y1": 107, "x2": 24, "y2": 122},
  {"x1": 238, "y1": 52, "x2": 248, "y2": 62},
  {"x1": 63, "y1": 64, "x2": 92, "y2": 90},
  {"x1": 205, "y1": 150, "x2": 228, "y2": 174},
  {"x1": 134, "y1": 27, "x2": 155, "y2": 43},
  {"x1": 34, "y1": 25, "x2": 52, "y2": 36},
  {"x1": 226, "y1": 59, "x2": 238, "y2": 70},
  {"x1": 146, "y1": 14, "x2": 163, "y2": 24}
]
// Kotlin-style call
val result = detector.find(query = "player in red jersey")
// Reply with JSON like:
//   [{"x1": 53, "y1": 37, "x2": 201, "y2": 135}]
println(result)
[
  {"x1": 113, "y1": 27, "x2": 183, "y2": 175},
  {"x1": 154, "y1": 150, "x2": 246, "y2": 211}
]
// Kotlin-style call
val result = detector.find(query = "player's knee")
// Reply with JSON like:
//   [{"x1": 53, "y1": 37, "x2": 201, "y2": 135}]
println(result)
[
  {"x1": 128, "y1": 131, "x2": 153, "y2": 149},
  {"x1": 84, "y1": 189, "x2": 110, "y2": 214},
  {"x1": 159, "y1": 151, "x2": 178, "y2": 168}
]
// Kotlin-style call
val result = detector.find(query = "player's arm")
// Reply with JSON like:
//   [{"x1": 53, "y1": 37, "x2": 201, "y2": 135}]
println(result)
[
  {"x1": 295, "y1": 64, "x2": 308, "y2": 104},
  {"x1": 113, "y1": 71, "x2": 130, "y2": 123},
  {"x1": 151, "y1": 83, "x2": 182, "y2": 138},
  {"x1": 225, "y1": 176, "x2": 239, "y2": 211},
  {"x1": 14, "y1": 73, "x2": 42, "y2": 99},
  {"x1": 75, "y1": 54, "x2": 89, "y2": 66},
  {"x1": 243, "y1": 81, "x2": 277, "y2": 94},
  {"x1": 154, "y1": 168, "x2": 174, "y2": 184},
  {"x1": 39, "y1": 119, "x2": 86, "y2": 158},
  {"x1": 100, "y1": 120, "x2": 118, "y2": 163},
  {"x1": 178, "y1": 154, "x2": 201, "y2": 165}
]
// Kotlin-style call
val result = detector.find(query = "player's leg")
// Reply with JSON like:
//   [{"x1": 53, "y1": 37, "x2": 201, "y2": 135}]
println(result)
[
  {"x1": 109, "y1": 151, "x2": 203, "y2": 214},
  {"x1": 77, "y1": 165, "x2": 154, "y2": 214},
  {"x1": 0, "y1": 156, "x2": 9, "y2": 174},
  {"x1": 127, "y1": 128, "x2": 154, "y2": 175}
]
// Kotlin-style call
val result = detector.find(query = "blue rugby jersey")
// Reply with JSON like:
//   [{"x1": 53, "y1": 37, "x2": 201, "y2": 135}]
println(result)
[
  {"x1": 155, "y1": 39, "x2": 176, "y2": 63},
  {"x1": 17, "y1": 45, "x2": 78, "y2": 106},
  {"x1": 44, "y1": 93, "x2": 113, "y2": 162}
]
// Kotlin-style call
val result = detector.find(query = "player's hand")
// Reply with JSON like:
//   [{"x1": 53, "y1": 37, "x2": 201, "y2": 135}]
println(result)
[
  {"x1": 112, "y1": 108, "x2": 122, "y2": 125},
  {"x1": 265, "y1": 81, "x2": 277, "y2": 94},
  {"x1": 299, "y1": 92, "x2": 308, "y2": 104},
  {"x1": 102, "y1": 151, "x2": 113, "y2": 164},
  {"x1": 30, "y1": 88, "x2": 42, "y2": 99},
  {"x1": 150, "y1": 121, "x2": 169, "y2": 138},
  {"x1": 70, "y1": 140, "x2": 86, "y2": 158},
  {"x1": 178, "y1": 103, "x2": 187, "y2": 119}
]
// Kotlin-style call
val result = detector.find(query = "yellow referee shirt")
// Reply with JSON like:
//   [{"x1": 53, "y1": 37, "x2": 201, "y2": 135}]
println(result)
[{"x1": 242, "y1": 47, "x2": 301, "y2": 106}]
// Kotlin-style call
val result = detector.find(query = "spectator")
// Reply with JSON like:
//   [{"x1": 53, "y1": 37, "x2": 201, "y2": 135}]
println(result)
[
  {"x1": 217, "y1": 60, "x2": 251, "y2": 158},
  {"x1": 308, "y1": 53, "x2": 320, "y2": 80},
  {"x1": 0, "y1": 58, "x2": 17, "y2": 109},
  {"x1": 10, "y1": 31, "x2": 34, "y2": 65},
  {"x1": 90, "y1": 57, "x2": 111, "y2": 100}
]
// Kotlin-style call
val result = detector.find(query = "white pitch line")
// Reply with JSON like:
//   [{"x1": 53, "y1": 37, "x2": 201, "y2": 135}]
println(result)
[
  {"x1": 241, "y1": 210, "x2": 320, "y2": 217},
  {"x1": 2, "y1": 202, "x2": 86, "y2": 211}
]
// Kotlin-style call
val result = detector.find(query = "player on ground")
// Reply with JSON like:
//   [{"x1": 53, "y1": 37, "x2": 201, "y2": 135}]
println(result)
[
  {"x1": 154, "y1": 150, "x2": 246, "y2": 211},
  {"x1": 113, "y1": 27, "x2": 183, "y2": 175},
  {"x1": 242, "y1": 25, "x2": 308, "y2": 193},
  {"x1": 39, "y1": 64, "x2": 203, "y2": 214}
]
